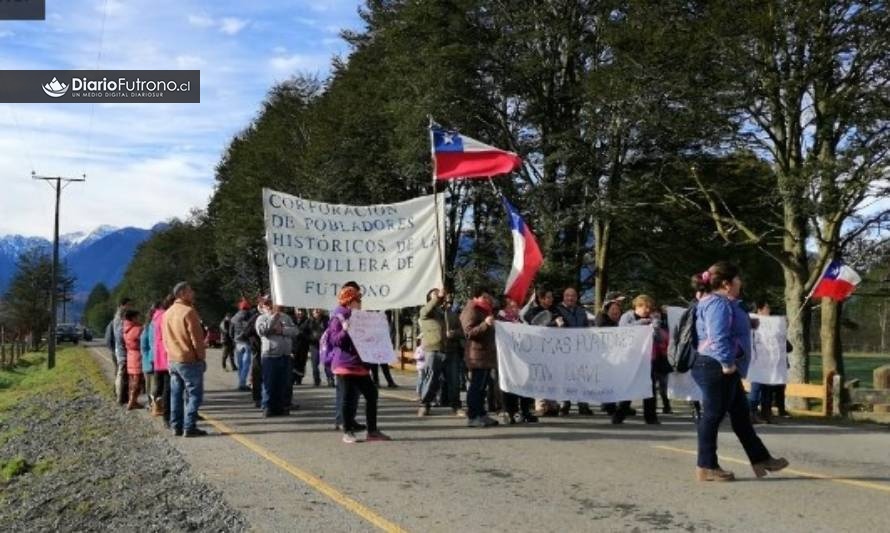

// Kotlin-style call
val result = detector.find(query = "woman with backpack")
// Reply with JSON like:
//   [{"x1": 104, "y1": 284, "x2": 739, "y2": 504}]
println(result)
[{"x1": 691, "y1": 262, "x2": 788, "y2": 481}]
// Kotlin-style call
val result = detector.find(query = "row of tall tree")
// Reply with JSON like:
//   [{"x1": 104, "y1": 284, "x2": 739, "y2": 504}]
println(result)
[
  {"x1": 99, "y1": 0, "x2": 887, "y2": 385},
  {"x1": 0, "y1": 250, "x2": 75, "y2": 349}
]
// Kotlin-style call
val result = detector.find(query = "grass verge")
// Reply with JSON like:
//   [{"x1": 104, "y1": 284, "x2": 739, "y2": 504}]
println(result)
[
  {"x1": 808, "y1": 355, "x2": 890, "y2": 388},
  {"x1": 0, "y1": 346, "x2": 109, "y2": 414}
]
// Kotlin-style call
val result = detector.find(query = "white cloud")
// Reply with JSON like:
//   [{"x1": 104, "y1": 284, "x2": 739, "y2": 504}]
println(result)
[
  {"x1": 188, "y1": 14, "x2": 250, "y2": 35},
  {"x1": 269, "y1": 53, "x2": 331, "y2": 74},
  {"x1": 187, "y1": 14, "x2": 215, "y2": 28},
  {"x1": 0, "y1": 30, "x2": 14, "y2": 38},
  {"x1": 220, "y1": 17, "x2": 249, "y2": 35},
  {"x1": 0, "y1": 0, "x2": 364, "y2": 238},
  {"x1": 175, "y1": 54, "x2": 204, "y2": 69}
]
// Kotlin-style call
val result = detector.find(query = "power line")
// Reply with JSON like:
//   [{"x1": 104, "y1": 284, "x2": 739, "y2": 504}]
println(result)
[
  {"x1": 84, "y1": 0, "x2": 110, "y2": 176},
  {"x1": 7, "y1": 105, "x2": 35, "y2": 172}
]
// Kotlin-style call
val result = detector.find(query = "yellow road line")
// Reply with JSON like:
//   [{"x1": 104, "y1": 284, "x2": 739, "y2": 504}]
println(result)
[
  {"x1": 653, "y1": 445, "x2": 890, "y2": 494},
  {"x1": 378, "y1": 390, "x2": 419, "y2": 403},
  {"x1": 200, "y1": 413, "x2": 409, "y2": 533}
]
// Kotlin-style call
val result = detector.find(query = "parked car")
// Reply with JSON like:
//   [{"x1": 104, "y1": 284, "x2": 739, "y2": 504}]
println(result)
[
  {"x1": 56, "y1": 324, "x2": 80, "y2": 344},
  {"x1": 204, "y1": 325, "x2": 221, "y2": 348}
]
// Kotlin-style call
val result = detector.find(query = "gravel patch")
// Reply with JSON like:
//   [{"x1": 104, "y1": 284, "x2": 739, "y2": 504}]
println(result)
[{"x1": 0, "y1": 382, "x2": 247, "y2": 532}]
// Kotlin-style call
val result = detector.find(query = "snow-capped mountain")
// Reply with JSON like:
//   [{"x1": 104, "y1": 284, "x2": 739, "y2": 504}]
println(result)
[
  {"x1": 0, "y1": 224, "x2": 165, "y2": 297},
  {"x1": 58, "y1": 225, "x2": 119, "y2": 256}
]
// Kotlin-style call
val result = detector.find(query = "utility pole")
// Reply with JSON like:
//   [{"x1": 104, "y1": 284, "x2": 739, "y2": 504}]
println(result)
[{"x1": 32, "y1": 172, "x2": 85, "y2": 369}]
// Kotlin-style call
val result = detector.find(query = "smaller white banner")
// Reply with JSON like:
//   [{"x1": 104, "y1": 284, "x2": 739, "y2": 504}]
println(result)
[
  {"x1": 348, "y1": 310, "x2": 397, "y2": 364},
  {"x1": 666, "y1": 306, "x2": 702, "y2": 402},
  {"x1": 747, "y1": 315, "x2": 788, "y2": 385},
  {"x1": 494, "y1": 322, "x2": 653, "y2": 403}
]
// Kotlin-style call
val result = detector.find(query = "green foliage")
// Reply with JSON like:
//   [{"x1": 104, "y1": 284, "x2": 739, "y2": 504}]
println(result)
[
  {"x1": 114, "y1": 217, "x2": 229, "y2": 325},
  {"x1": 1, "y1": 456, "x2": 29, "y2": 481},
  {"x1": 83, "y1": 283, "x2": 113, "y2": 334},
  {"x1": 0, "y1": 346, "x2": 108, "y2": 413},
  {"x1": 2, "y1": 250, "x2": 75, "y2": 349},
  {"x1": 112, "y1": 0, "x2": 884, "y2": 344}
]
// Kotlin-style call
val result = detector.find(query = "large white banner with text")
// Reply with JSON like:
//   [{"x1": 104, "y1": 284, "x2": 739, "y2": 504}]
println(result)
[
  {"x1": 494, "y1": 322, "x2": 653, "y2": 403},
  {"x1": 263, "y1": 189, "x2": 444, "y2": 310}
]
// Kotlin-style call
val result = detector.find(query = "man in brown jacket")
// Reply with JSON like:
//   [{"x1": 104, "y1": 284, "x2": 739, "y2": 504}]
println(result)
[
  {"x1": 163, "y1": 281, "x2": 208, "y2": 437},
  {"x1": 459, "y1": 286, "x2": 499, "y2": 428}
]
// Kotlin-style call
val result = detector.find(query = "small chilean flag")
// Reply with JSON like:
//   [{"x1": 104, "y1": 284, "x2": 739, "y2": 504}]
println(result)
[
  {"x1": 502, "y1": 198, "x2": 543, "y2": 304},
  {"x1": 431, "y1": 128, "x2": 521, "y2": 180},
  {"x1": 811, "y1": 260, "x2": 861, "y2": 301}
]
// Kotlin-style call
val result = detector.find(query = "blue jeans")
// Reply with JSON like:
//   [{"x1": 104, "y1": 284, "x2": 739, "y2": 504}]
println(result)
[
  {"x1": 691, "y1": 356, "x2": 770, "y2": 469},
  {"x1": 170, "y1": 361, "x2": 206, "y2": 432},
  {"x1": 261, "y1": 356, "x2": 290, "y2": 412},
  {"x1": 749, "y1": 382, "x2": 772, "y2": 418},
  {"x1": 419, "y1": 350, "x2": 447, "y2": 407},
  {"x1": 235, "y1": 342, "x2": 252, "y2": 388},
  {"x1": 310, "y1": 346, "x2": 330, "y2": 385},
  {"x1": 466, "y1": 368, "x2": 491, "y2": 419}
]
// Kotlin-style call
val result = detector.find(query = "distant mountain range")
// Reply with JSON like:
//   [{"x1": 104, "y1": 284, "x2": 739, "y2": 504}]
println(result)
[{"x1": 0, "y1": 224, "x2": 166, "y2": 319}]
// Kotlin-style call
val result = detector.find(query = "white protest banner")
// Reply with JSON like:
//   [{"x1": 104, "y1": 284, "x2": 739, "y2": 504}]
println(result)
[
  {"x1": 263, "y1": 188, "x2": 444, "y2": 310},
  {"x1": 747, "y1": 315, "x2": 788, "y2": 385},
  {"x1": 347, "y1": 310, "x2": 397, "y2": 364},
  {"x1": 666, "y1": 305, "x2": 702, "y2": 402},
  {"x1": 494, "y1": 322, "x2": 653, "y2": 403}
]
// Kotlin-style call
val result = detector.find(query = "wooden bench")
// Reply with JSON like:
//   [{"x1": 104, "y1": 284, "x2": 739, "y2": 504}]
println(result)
[{"x1": 744, "y1": 371, "x2": 835, "y2": 416}]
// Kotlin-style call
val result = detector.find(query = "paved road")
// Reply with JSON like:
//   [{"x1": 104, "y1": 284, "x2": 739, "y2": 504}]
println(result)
[{"x1": 89, "y1": 345, "x2": 890, "y2": 532}]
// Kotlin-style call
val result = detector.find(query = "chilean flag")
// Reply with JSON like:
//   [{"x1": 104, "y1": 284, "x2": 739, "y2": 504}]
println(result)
[
  {"x1": 431, "y1": 128, "x2": 521, "y2": 180},
  {"x1": 502, "y1": 198, "x2": 543, "y2": 304},
  {"x1": 811, "y1": 260, "x2": 861, "y2": 301}
]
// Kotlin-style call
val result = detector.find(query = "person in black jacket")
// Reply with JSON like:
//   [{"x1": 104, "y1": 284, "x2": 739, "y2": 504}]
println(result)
[
  {"x1": 291, "y1": 308, "x2": 312, "y2": 385},
  {"x1": 230, "y1": 299, "x2": 257, "y2": 392},
  {"x1": 220, "y1": 313, "x2": 236, "y2": 372},
  {"x1": 308, "y1": 309, "x2": 331, "y2": 387}
]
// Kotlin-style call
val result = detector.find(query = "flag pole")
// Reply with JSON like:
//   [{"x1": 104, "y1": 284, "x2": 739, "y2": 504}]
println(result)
[
  {"x1": 429, "y1": 116, "x2": 447, "y2": 290},
  {"x1": 793, "y1": 258, "x2": 833, "y2": 324}
]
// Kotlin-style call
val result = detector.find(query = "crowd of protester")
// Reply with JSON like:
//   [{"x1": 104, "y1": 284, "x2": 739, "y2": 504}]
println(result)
[{"x1": 104, "y1": 261, "x2": 789, "y2": 480}]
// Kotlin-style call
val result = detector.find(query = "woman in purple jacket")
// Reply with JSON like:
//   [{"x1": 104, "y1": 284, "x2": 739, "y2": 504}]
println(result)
[
  {"x1": 329, "y1": 286, "x2": 392, "y2": 444},
  {"x1": 691, "y1": 261, "x2": 788, "y2": 482}
]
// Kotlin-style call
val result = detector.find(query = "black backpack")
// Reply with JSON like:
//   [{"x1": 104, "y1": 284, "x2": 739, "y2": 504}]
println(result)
[{"x1": 669, "y1": 302, "x2": 699, "y2": 373}]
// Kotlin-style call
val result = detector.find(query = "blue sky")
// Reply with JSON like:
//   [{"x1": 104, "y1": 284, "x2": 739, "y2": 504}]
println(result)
[{"x1": 0, "y1": 0, "x2": 364, "y2": 238}]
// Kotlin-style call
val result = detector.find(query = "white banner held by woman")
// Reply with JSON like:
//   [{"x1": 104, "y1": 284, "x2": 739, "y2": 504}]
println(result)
[
  {"x1": 494, "y1": 322, "x2": 653, "y2": 404},
  {"x1": 347, "y1": 310, "x2": 397, "y2": 364}
]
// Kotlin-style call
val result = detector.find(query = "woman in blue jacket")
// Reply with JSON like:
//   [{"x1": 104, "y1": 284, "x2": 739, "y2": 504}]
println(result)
[{"x1": 691, "y1": 261, "x2": 788, "y2": 482}]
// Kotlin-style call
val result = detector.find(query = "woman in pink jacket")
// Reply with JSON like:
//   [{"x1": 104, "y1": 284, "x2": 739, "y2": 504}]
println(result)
[
  {"x1": 152, "y1": 294, "x2": 174, "y2": 426},
  {"x1": 123, "y1": 310, "x2": 144, "y2": 410}
]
